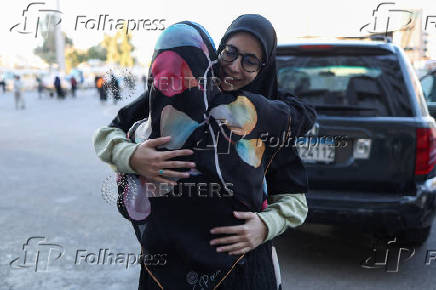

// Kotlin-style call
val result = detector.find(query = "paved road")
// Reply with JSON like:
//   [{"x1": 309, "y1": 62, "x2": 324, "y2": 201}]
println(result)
[{"x1": 1, "y1": 89, "x2": 435, "y2": 290}]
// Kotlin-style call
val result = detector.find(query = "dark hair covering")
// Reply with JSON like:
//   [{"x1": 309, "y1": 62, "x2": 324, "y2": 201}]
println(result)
[
  {"x1": 217, "y1": 14, "x2": 318, "y2": 195},
  {"x1": 217, "y1": 14, "x2": 278, "y2": 100}
]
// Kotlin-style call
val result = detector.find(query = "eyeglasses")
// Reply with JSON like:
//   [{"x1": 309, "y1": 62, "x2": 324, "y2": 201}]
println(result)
[{"x1": 219, "y1": 45, "x2": 265, "y2": 73}]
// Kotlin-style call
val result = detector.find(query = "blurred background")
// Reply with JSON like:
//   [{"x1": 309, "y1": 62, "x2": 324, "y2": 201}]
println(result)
[{"x1": 0, "y1": 0, "x2": 434, "y2": 94}]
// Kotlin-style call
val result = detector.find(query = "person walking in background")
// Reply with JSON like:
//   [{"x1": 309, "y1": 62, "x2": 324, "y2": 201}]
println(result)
[
  {"x1": 54, "y1": 76, "x2": 65, "y2": 99},
  {"x1": 71, "y1": 76, "x2": 77, "y2": 98},
  {"x1": 36, "y1": 76, "x2": 44, "y2": 99},
  {"x1": 0, "y1": 73, "x2": 6, "y2": 93},
  {"x1": 94, "y1": 76, "x2": 100, "y2": 96},
  {"x1": 96, "y1": 76, "x2": 107, "y2": 103},
  {"x1": 13, "y1": 75, "x2": 25, "y2": 110}
]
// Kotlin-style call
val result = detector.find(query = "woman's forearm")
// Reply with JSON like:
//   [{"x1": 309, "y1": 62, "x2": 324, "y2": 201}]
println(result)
[
  {"x1": 92, "y1": 92, "x2": 149, "y2": 174},
  {"x1": 92, "y1": 126, "x2": 139, "y2": 174},
  {"x1": 256, "y1": 193, "x2": 308, "y2": 242}
]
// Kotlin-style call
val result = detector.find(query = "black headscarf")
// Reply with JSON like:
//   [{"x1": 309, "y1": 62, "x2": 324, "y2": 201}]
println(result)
[
  {"x1": 217, "y1": 14, "x2": 279, "y2": 100},
  {"x1": 217, "y1": 14, "x2": 318, "y2": 196}
]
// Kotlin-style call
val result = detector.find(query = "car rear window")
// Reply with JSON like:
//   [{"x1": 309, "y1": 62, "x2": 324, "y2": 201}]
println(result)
[{"x1": 277, "y1": 52, "x2": 413, "y2": 117}]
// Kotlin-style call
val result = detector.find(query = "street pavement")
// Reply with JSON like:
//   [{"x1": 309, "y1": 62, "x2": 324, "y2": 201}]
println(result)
[{"x1": 1, "y1": 88, "x2": 435, "y2": 290}]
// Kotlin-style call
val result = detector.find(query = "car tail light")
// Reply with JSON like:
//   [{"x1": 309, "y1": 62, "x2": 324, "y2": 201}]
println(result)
[{"x1": 415, "y1": 127, "x2": 436, "y2": 175}]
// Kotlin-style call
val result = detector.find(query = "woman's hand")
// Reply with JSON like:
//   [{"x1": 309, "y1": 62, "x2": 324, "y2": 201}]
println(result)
[
  {"x1": 129, "y1": 136, "x2": 196, "y2": 184},
  {"x1": 209, "y1": 211, "x2": 268, "y2": 255}
]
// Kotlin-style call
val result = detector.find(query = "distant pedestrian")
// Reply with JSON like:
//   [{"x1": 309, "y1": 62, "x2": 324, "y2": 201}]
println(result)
[
  {"x1": 14, "y1": 75, "x2": 25, "y2": 110},
  {"x1": 96, "y1": 76, "x2": 107, "y2": 103},
  {"x1": 94, "y1": 76, "x2": 100, "y2": 96},
  {"x1": 54, "y1": 76, "x2": 65, "y2": 99},
  {"x1": 71, "y1": 76, "x2": 77, "y2": 98},
  {"x1": 0, "y1": 74, "x2": 6, "y2": 93},
  {"x1": 36, "y1": 76, "x2": 44, "y2": 99}
]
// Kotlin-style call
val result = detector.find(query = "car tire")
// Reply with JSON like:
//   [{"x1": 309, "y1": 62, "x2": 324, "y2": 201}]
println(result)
[{"x1": 396, "y1": 226, "x2": 432, "y2": 247}]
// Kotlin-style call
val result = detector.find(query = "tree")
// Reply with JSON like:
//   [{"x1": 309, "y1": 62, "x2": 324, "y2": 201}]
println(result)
[
  {"x1": 101, "y1": 22, "x2": 135, "y2": 66},
  {"x1": 120, "y1": 31, "x2": 134, "y2": 67},
  {"x1": 88, "y1": 45, "x2": 107, "y2": 61},
  {"x1": 101, "y1": 34, "x2": 120, "y2": 64},
  {"x1": 65, "y1": 47, "x2": 88, "y2": 73}
]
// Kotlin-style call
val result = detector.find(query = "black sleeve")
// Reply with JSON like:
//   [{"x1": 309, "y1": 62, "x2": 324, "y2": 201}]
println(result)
[
  {"x1": 108, "y1": 91, "x2": 150, "y2": 133},
  {"x1": 266, "y1": 145, "x2": 309, "y2": 195},
  {"x1": 265, "y1": 89, "x2": 317, "y2": 195},
  {"x1": 277, "y1": 88, "x2": 317, "y2": 138}
]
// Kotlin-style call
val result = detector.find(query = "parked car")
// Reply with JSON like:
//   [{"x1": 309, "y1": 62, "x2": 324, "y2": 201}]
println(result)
[
  {"x1": 276, "y1": 42, "x2": 436, "y2": 246},
  {"x1": 421, "y1": 70, "x2": 436, "y2": 118}
]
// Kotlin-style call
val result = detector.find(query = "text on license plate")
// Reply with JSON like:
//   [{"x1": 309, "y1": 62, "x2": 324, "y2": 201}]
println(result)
[{"x1": 296, "y1": 138, "x2": 335, "y2": 163}]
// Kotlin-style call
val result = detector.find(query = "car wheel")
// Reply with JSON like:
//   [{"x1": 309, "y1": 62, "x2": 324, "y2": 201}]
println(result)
[{"x1": 396, "y1": 226, "x2": 432, "y2": 247}]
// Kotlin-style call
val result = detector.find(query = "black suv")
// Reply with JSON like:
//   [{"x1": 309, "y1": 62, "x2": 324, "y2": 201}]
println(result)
[{"x1": 276, "y1": 42, "x2": 436, "y2": 246}]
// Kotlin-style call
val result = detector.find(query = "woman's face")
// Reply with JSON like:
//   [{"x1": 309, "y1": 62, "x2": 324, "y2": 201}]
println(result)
[{"x1": 219, "y1": 32, "x2": 263, "y2": 91}]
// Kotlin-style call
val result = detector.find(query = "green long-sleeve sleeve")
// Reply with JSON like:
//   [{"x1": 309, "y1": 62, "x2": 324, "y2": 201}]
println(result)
[
  {"x1": 92, "y1": 126, "x2": 308, "y2": 242},
  {"x1": 256, "y1": 193, "x2": 308, "y2": 243},
  {"x1": 92, "y1": 126, "x2": 139, "y2": 174}
]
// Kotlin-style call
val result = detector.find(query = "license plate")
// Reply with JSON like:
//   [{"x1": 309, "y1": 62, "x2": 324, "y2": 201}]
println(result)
[{"x1": 296, "y1": 137, "x2": 335, "y2": 163}]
